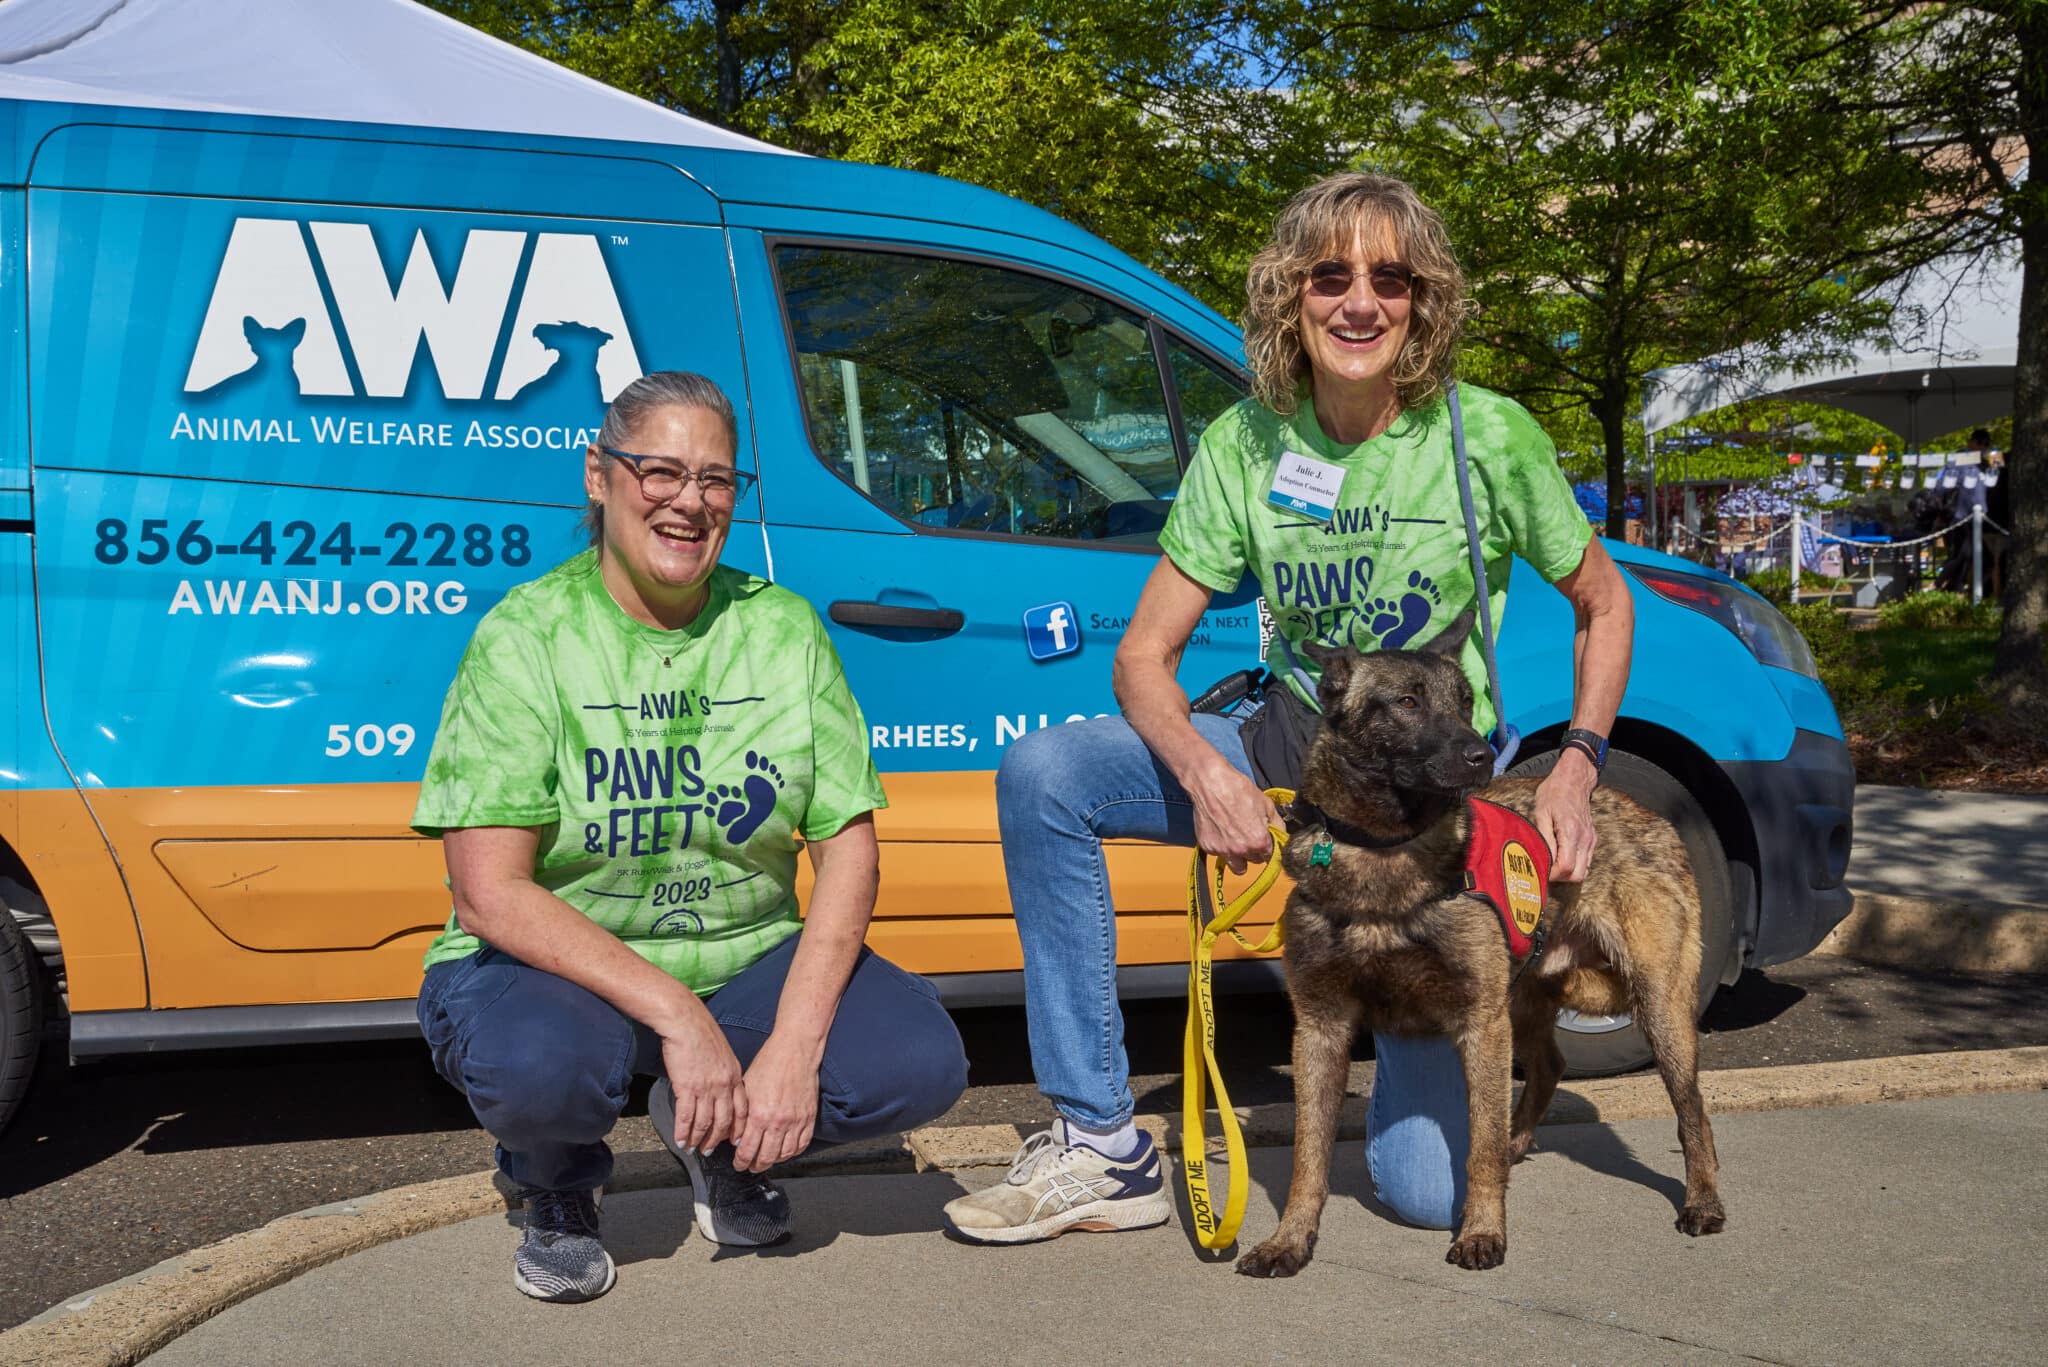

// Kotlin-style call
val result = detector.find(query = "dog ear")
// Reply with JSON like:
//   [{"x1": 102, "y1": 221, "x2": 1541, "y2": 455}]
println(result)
[
  {"x1": 1415, "y1": 609, "x2": 1476, "y2": 659},
  {"x1": 1299, "y1": 639, "x2": 1356, "y2": 705}
]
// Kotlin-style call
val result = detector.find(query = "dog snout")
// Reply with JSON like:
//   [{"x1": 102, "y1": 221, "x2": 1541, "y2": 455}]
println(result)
[{"x1": 1461, "y1": 739, "x2": 1494, "y2": 772}]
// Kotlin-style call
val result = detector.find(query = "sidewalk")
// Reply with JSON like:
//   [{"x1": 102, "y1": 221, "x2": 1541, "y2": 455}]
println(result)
[
  {"x1": 1830, "y1": 784, "x2": 2048, "y2": 972},
  {"x1": 130, "y1": 1091, "x2": 2048, "y2": 1366},
  {"x1": 1847, "y1": 784, "x2": 2048, "y2": 907}
]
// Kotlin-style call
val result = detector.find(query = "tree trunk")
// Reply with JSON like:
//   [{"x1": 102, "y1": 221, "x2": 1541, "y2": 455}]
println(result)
[
  {"x1": 1594, "y1": 391, "x2": 1629, "y2": 541},
  {"x1": 714, "y1": 0, "x2": 744, "y2": 125},
  {"x1": 1991, "y1": 8, "x2": 2048, "y2": 704}
]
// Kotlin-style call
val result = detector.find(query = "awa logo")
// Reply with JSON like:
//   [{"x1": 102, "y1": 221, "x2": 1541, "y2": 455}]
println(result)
[{"x1": 182, "y1": 218, "x2": 642, "y2": 403}]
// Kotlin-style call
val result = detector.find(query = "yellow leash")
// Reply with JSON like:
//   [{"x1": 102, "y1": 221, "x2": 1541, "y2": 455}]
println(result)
[{"x1": 1182, "y1": 786, "x2": 1295, "y2": 1250}]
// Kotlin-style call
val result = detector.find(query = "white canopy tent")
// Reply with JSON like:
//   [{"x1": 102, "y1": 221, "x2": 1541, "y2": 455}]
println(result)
[
  {"x1": 0, "y1": 0, "x2": 792, "y2": 154},
  {"x1": 1640, "y1": 249, "x2": 2020, "y2": 449}
]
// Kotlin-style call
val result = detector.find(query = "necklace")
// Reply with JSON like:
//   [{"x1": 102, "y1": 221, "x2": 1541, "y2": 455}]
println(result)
[{"x1": 638, "y1": 632, "x2": 685, "y2": 668}]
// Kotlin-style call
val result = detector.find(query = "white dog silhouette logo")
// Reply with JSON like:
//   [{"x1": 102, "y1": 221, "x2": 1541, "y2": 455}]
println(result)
[{"x1": 183, "y1": 218, "x2": 641, "y2": 403}]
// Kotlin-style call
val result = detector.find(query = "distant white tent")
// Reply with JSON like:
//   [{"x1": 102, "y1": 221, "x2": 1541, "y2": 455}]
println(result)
[
  {"x1": 0, "y1": 0, "x2": 793, "y2": 155},
  {"x1": 1641, "y1": 250, "x2": 2020, "y2": 448}
]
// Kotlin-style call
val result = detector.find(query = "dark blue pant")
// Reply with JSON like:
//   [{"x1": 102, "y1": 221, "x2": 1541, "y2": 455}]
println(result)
[{"x1": 417, "y1": 935, "x2": 969, "y2": 1192}]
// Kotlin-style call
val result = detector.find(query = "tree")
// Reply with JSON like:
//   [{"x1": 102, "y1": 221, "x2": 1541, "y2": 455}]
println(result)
[
  {"x1": 424, "y1": 2, "x2": 1336, "y2": 313},
  {"x1": 1284, "y1": 1, "x2": 1952, "y2": 539},
  {"x1": 1829, "y1": 2, "x2": 2046, "y2": 703}
]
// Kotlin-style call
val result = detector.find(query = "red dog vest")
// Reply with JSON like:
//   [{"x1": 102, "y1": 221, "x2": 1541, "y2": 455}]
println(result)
[{"x1": 1461, "y1": 798, "x2": 1552, "y2": 959}]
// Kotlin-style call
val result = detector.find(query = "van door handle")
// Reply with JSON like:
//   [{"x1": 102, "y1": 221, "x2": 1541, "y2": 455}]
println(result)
[{"x1": 828, "y1": 600, "x2": 965, "y2": 632}]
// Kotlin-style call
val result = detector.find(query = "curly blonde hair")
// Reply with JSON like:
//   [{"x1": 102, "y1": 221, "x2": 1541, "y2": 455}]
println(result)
[{"x1": 1243, "y1": 173, "x2": 1469, "y2": 416}]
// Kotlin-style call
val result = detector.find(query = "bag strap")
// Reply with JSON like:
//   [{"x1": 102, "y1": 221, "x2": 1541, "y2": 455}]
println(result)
[{"x1": 1448, "y1": 382, "x2": 1520, "y2": 772}]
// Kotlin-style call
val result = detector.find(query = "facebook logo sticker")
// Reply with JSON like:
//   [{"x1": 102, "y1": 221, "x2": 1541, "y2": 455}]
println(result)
[{"x1": 1022, "y1": 601, "x2": 1081, "y2": 661}]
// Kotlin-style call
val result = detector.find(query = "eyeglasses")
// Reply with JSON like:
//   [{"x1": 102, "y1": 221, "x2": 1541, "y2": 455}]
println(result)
[
  {"x1": 601, "y1": 447, "x2": 756, "y2": 506},
  {"x1": 1306, "y1": 260, "x2": 1416, "y2": 301}
]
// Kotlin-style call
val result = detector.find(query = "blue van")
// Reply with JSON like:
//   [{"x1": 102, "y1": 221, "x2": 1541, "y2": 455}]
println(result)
[{"x1": 0, "y1": 30, "x2": 1854, "y2": 1132}]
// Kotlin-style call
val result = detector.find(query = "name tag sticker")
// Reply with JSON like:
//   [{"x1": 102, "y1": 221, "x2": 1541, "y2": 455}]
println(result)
[{"x1": 1267, "y1": 450, "x2": 1346, "y2": 522}]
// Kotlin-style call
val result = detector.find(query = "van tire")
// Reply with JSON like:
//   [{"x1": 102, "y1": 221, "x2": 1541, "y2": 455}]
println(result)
[
  {"x1": 0, "y1": 909, "x2": 43, "y2": 1136},
  {"x1": 1501, "y1": 747, "x2": 1735, "y2": 1078}
]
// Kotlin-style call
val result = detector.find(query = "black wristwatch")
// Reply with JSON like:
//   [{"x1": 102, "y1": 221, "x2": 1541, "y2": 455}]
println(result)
[{"x1": 1559, "y1": 728, "x2": 1609, "y2": 774}]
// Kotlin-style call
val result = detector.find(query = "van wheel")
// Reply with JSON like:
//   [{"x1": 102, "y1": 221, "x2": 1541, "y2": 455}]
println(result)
[
  {"x1": 0, "y1": 909, "x2": 44, "y2": 1136},
  {"x1": 1501, "y1": 748, "x2": 1735, "y2": 1078}
]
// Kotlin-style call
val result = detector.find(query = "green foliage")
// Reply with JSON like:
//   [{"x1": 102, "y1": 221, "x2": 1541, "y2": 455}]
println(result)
[
  {"x1": 1782, "y1": 602, "x2": 1901, "y2": 715},
  {"x1": 1869, "y1": 626, "x2": 2000, "y2": 704},
  {"x1": 1876, "y1": 592, "x2": 2003, "y2": 632},
  {"x1": 1293, "y1": 0, "x2": 1939, "y2": 535},
  {"x1": 422, "y1": 1, "x2": 1329, "y2": 315},
  {"x1": 1924, "y1": 417, "x2": 2015, "y2": 454},
  {"x1": 1743, "y1": 567, "x2": 1848, "y2": 607},
  {"x1": 1781, "y1": 598, "x2": 1997, "y2": 742}
]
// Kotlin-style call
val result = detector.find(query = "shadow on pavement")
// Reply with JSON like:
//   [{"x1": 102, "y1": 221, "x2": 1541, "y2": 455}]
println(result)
[
  {"x1": 0, "y1": 1037, "x2": 483, "y2": 1197},
  {"x1": 1529, "y1": 1120, "x2": 1687, "y2": 1212},
  {"x1": 1700, "y1": 969, "x2": 1809, "y2": 1033}
]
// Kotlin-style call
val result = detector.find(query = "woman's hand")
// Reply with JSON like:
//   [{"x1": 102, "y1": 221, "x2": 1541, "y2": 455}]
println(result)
[
  {"x1": 1188, "y1": 757, "x2": 1282, "y2": 875},
  {"x1": 1533, "y1": 751, "x2": 1599, "y2": 882},
  {"x1": 1114, "y1": 559, "x2": 1278, "y2": 873},
  {"x1": 732, "y1": 1033, "x2": 822, "y2": 1173},
  {"x1": 445, "y1": 826, "x2": 759, "y2": 1150},
  {"x1": 658, "y1": 999, "x2": 750, "y2": 1154}
]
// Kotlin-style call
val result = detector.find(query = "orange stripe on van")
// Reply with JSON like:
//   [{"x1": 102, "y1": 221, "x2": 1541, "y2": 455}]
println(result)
[{"x1": 19, "y1": 772, "x2": 1284, "y2": 1012}]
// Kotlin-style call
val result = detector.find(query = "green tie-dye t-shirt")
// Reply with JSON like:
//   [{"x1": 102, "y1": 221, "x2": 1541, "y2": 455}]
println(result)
[
  {"x1": 412, "y1": 551, "x2": 887, "y2": 996},
  {"x1": 1160, "y1": 384, "x2": 1592, "y2": 738}
]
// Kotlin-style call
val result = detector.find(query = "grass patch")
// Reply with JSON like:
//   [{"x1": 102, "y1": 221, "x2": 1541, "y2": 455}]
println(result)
[
  {"x1": 1782, "y1": 601, "x2": 2045, "y2": 792},
  {"x1": 1868, "y1": 627, "x2": 1997, "y2": 703}
]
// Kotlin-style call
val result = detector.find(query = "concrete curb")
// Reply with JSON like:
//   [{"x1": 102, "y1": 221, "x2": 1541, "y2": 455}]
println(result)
[
  {"x1": 7, "y1": 1045, "x2": 2046, "y2": 1367},
  {"x1": 1821, "y1": 890, "x2": 2048, "y2": 973}
]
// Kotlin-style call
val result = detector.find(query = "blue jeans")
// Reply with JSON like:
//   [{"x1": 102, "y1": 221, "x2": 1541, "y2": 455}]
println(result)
[
  {"x1": 996, "y1": 712, "x2": 1470, "y2": 1230},
  {"x1": 417, "y1": 933, "x2": 968, "y2": 1193}
]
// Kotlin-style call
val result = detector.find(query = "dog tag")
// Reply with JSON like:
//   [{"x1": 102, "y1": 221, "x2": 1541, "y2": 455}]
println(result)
[{"x1": 1309, "y1": 838, "x2": 1334, "y2": 867}]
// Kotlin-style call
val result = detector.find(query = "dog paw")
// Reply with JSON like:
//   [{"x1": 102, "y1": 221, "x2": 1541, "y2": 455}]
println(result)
[
  {"x1": 1507, "y1": 1132, "x2": 1537, "y2": 1164},
  {"x1": 1236, "y1": 1238, "x2": 1313, "y2": 1278},
  {"x1": 1677, "y1": 1201, "x2": 1726, "y2": 1236},
  {"x1": 1446, "y1": 1232, "x2": 1506, "y2": 1270}
]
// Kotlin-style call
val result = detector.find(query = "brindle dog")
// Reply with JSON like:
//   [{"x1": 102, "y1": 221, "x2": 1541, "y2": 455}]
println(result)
[{"x1": 1235, "y1": 612, "x2": 1725, "y2": 1277}]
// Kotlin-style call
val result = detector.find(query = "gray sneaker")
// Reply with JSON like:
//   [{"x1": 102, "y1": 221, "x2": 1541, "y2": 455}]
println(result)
[
  {"x1": 649, "y1": 1076, "x2": 794, "y2": 1246},
  {"x1": 942, "y1": 1121, "x2": 1172, "y2": 1245},
  {"x1": 512, "y1": 1187, "x2": 616, "y2": 1303}
]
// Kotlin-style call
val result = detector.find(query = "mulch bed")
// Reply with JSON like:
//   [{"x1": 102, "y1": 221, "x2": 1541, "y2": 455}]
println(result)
[{"x1": 1848, "y1": 716, "x2": 2048, "y2": 793}]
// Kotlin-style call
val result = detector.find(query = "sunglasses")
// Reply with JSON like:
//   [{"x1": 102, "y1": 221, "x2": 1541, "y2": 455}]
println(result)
[{"x1": 1306, "y1": 260, "x2": 1416, "y2": 301}]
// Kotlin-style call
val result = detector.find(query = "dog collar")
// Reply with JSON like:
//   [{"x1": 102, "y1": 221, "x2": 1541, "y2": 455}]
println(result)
[
  {"x1": 1287, "y1": 797, "x2": 1418, "y2": 855},
  {"x1": 1462, "y1": 797, "x2": 1552, "y2": 964}
]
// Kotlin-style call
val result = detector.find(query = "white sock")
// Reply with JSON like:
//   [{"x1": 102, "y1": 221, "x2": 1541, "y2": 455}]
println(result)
[{"x1": 1059, "y1": 1117, "x2": 1143, "y2": 1160}]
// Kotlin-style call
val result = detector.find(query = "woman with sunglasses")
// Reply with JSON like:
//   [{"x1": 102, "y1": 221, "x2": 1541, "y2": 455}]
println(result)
[
  {"x1": 945, "y1": 173, "x2": 1631, "y2": 1246},
  {"x1": 410, "y1": 370, "x2": 966, "y2": 1303}
]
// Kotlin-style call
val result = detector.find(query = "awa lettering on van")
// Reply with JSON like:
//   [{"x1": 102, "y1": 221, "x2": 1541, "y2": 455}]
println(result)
[{"x1": 182, "y1": 219, "x2": 642, "y2": 403}]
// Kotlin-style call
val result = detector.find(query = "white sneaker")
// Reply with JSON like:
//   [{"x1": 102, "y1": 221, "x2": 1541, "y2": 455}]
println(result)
[{"x1": 942, "y1": 1121, "x2": 1172, "y2": 1245}]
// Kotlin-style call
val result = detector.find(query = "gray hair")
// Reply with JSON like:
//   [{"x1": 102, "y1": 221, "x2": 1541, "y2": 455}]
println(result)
[{"x1": 583, "y1": 371, "x2": 741, "y2": 546}]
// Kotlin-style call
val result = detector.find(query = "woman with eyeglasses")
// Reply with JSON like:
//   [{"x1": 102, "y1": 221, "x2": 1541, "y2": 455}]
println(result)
[
  {"x1": 410, "y1": 370, "x2": 966, "y2": 1303},
  {"x1": 945, "y1": 173, "x2": 1632, "y2": 1245}
]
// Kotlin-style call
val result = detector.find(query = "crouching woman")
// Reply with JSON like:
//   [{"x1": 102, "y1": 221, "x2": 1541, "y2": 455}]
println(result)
[{"x1": 411, "y1": 370, "x2": 967, "y2": 1302}]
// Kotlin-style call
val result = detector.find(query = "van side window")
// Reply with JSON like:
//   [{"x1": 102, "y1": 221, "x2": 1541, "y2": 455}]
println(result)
[
  {"x1": 1166, "y1": 340, "x2": 1249, "y2": 452},
  {"x1": 778, "y1": 245, "x2": 1182, "y2": 545}
]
